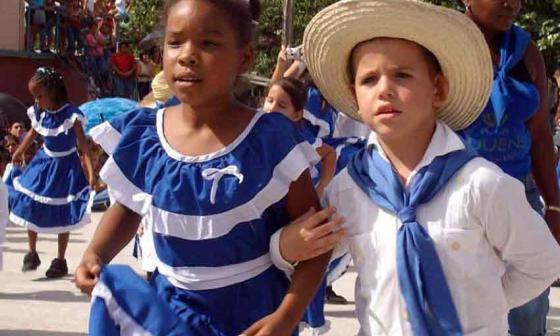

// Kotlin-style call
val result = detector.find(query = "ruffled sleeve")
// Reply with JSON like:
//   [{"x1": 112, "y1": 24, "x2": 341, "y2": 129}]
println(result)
[
  {"x1": 89, "y1": 109, "x2": 149, "y2": 155},
  {"x1": 27, "y1": 104, "x2": 87, "y2": 137}
]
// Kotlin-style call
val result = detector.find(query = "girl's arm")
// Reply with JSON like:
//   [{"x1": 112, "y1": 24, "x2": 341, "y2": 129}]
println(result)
[
  {"x1": 12, "y1": 128, "x2": 37, "y2": 165},
  {"x1": 75, "y1": 202, "x2": 141, "y2": 295},
  {"x1": 525, "y1": 41, "x2": 560, "y2": 244},
  {"x1": 315, "y1": 144, "x2": 336, "y2": 199},
  {"x1": 74, "y1": 120, "x2": 95, "y2": 187},
  {"x1": 242, "y1": 171, "x2": 331, "y2": 336},
  {"x1": 270, "y1": 46, "x2": 290, "y2": 84}
]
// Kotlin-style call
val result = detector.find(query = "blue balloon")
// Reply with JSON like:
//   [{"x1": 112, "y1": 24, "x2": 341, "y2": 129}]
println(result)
[{"x1": 80, "y1": 98, "x2": 138, "y2": 132}]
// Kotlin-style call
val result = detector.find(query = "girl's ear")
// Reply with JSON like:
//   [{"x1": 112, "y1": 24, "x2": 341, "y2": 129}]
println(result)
[
  {"x1": 432, "y1": 74, "x2": 449, "y2": 110},
  {"x1": 238, "y1": 48, "x2": 254, "y2": 75}
]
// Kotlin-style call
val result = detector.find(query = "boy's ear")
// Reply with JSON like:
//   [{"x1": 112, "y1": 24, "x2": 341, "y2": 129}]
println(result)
[{"x1": 433, "y1": 74, "x2": 449, "y2": 110}]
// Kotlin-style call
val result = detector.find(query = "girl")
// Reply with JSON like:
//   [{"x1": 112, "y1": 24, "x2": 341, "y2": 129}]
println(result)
[
  {"x1": 76, "y1": 1, "x2": 331, "y2": 335},
  {"x1": 263, "y1": 77, "x2": 336, "y2": 198},
  {"x1": 9, "y1": 67, "x2": 94, "y2": 278}
]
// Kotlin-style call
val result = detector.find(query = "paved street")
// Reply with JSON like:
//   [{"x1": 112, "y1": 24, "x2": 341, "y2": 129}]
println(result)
[{"x1": 1, "y1": 212, "x2": 560, "y2": 335}]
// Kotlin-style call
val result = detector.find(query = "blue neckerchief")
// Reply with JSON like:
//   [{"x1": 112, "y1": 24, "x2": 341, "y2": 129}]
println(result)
[
  {"x1": 347, "y1": 144, "x2": 476, "y2": 336},
  {"x1": 490, "y1": 25, "x2": 531, "y2": 128}
]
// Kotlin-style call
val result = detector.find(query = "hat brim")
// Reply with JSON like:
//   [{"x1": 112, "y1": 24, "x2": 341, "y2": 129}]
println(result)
[{"x1": 303, "y1": 0, "x2": 493, "y2": 130}]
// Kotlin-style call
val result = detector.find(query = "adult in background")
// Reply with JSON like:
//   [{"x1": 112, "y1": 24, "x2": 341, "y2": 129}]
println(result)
[
  {"x1": 136, "y1": 52, "x2": 154, "y2": 99},
  {"x1": 111, "y1": 41, "x2": 136, "y2": 99},
  {"x1": 460, "y1": 1, "x2": 560, "y2": 335}
]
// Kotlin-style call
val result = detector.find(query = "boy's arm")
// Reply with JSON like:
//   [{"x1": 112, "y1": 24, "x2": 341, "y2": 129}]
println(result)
[
  {"x1": 483, "y1": 172, "x2": 560, "y2": 309},
  {"x1": 243, "y1": 171, "x2": 330, "y2": 335}
]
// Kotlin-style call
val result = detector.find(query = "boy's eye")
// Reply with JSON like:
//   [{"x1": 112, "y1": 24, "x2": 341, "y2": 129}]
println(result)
[
  {"x1": 395, "y1": 72, "x2": 412, "y2": 79},
  {"x1": 360, "y1": 75, "x2": 378, "y2": 85}
]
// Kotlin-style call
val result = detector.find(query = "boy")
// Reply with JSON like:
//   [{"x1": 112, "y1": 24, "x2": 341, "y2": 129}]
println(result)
[{"x1": 272, "y1": 1, "x2": 560, "y2": 335}]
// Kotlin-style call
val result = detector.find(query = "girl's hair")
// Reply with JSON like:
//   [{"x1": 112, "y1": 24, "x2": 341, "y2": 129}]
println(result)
[
  {"x1": 162, "y1": 0, "x2": 261, "y2": 47},
  {"x1": 29, "y1": 67, "x2": 68, "y2": 106},
  {"x1": 271, "y1": 77, "x2": 308, "y2": 112}
]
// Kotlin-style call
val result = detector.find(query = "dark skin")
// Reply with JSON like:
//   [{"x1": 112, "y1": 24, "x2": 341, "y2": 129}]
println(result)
[
  {"x1": 463, "y1": 0, "x2": 560, "y2": 243},
  {"x1": 76, "y1": 1, "x2": 330, "y2": 335}
]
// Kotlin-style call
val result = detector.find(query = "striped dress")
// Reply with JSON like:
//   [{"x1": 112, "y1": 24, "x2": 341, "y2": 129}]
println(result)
[{"x1": 89, "y1": 108, "x2": 319, "y2": 335}]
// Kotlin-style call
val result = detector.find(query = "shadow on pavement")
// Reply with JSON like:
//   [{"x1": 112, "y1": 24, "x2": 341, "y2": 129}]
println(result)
[
  {"x1": 0, "y1": 331, "x2": 86, "y2": 336},
  {"x1": 0, "y1": 290, "x2": 89, "y2": 303}
]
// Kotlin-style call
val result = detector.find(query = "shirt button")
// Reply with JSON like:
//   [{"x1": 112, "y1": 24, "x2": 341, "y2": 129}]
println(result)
[
  {"x1": 451, "y1": 242, "x2": 461, "y2": 251},
  {"x1": 402, "y1": 309, "x2": 408, "y2": 321}
]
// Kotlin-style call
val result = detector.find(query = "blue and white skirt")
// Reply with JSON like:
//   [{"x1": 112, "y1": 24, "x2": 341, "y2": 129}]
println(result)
[{"x1": 6, "y1": 150, "x2": 91, "y2": 233}]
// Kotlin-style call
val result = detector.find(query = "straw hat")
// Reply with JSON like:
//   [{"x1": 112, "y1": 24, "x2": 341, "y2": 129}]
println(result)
[
  {"x1": 151, "y1": 71, "x2": 173, "y2": 103},
  {"x1": 303, "y1": 0, "x2": 493, "y2": 130}
]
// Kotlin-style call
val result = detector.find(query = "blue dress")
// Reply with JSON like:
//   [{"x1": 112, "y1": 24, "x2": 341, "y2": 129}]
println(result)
[
  {"x1": 89, "y1": 108, "x2": 319, "y2": 335},
  {"x1": 7, "y1": 104, "x2": 91, "y2": 233}
]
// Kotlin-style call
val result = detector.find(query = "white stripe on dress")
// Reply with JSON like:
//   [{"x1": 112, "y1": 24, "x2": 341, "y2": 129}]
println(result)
[
  {"x1": 100, "y1": 141, "x2": 320, "y2": 241},
  {"x1": 157, "y1": 253, "x2": 273, "y2": 291},
  {"x1": 13, "y1": 177, "x2": 90, "y2": 205},
  {"x1": 92, "y1": 282, "x2": 152, "y2": 336}
]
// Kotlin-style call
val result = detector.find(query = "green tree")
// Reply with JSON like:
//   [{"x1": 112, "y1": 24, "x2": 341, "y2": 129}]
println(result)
[
  {"x1": 119, "y1": 0, "x2": 163, "y2": 49},
  {"x1": 118, "y1": 0, "x2": 560, "y2": 75}
]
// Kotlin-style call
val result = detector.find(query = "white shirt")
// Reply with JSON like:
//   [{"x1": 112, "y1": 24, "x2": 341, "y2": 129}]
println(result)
[{"x1": 322, "y1": 121, "x2": 560, "y2": 336}]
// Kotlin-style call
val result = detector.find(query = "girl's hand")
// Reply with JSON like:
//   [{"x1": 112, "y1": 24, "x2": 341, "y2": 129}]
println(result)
[
  {"x1": 75, "y1": 253, "x2": 104, "y2": 295},
  {"x1": 11, "y1": 150, "x2": 24, "y2": 166},
  {"x1": 280, "y1": 207, "x2": 345, "y2": 264},
  {"x1": 240, "y1": 311, "x2": 297, "y2": 336}
]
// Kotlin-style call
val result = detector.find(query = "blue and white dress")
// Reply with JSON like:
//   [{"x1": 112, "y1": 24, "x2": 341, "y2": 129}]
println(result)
[
  {"x1": 7, "y1": 104, "x2": 91, "y2": 233},
  {"x1": 89, "y1": 108, "x2": 319, "y2": 335}
]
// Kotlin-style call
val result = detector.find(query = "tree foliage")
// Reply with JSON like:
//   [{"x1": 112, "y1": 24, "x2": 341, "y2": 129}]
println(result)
[{"x1": 120, "y1": 0, "x2": 560, "y2": 76}]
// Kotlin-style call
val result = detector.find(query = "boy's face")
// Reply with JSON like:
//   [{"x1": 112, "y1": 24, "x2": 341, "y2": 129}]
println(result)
[{"x1": 351, "y1": 38, "x2": 448, "y2": 142}]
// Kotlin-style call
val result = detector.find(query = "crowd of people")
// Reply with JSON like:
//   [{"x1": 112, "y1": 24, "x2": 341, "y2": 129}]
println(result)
[
  {"x1": 24, "y1": 0, "x2": 160, "y2": 99},
  {"x1": 3, "y1": 0, "x2": 560, "y2": 335}
]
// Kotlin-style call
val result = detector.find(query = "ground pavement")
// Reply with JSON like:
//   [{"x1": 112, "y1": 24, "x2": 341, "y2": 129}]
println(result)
[{"x1": 1, "y1": 212, "x2": 560, "y2": 335}]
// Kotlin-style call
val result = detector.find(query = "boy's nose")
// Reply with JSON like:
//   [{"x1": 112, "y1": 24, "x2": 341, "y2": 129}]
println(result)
[{"x1": 378, "y1": 77, "x2": 395, "y2": 100}]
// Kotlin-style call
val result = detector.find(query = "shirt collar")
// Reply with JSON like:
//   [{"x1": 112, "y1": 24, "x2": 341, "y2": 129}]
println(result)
[{"x1": 367, "y1": 120, "x2": 466, "y2": 185}]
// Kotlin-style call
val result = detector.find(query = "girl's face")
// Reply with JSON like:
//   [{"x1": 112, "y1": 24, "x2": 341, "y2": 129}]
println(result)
[
  {"x1": 5, "y1": 140, "x2": 18, "y2": 155},
  {"x1": 28, "y1": 80, "x2": 54, "y2": 111},
  {"x1": 163, "y1": 0, "x2": 253, "y2": 108},
  {"x1": 351, "y1": 38, "x2": 448, "y2": 143},
  {"x1": 263, "y1": 85, "x2": 301, "y2": 121},
  {"x1": 463, "y1": 0, "x2": 520, "y2": 32}
]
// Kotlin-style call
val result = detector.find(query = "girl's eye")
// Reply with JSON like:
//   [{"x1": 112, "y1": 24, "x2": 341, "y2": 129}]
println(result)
[
  {"x1": 166, "y1": 40, "x2": 181, "y2": 48},
  {"x1": 202, "y1": 40, "x2": 219, "y2": 48},
  {"x1": 278, "y1": 104, "x2": 286, "y2": 109},
  {"x1": 265, "y1": 97, "x2": 273, "y2": 103}
]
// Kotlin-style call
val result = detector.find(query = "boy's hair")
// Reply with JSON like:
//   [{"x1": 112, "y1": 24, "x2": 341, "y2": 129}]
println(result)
[
  {"x1": 347, "y1": 38, "x2": 442, "y2": 82},
  {"x1": 162, "y1": 0, "x2": 261, "y2": 47},
  {"x1": 29, "y1": 67, "x2": 68, "y2": 106},
  {"x1": 270, "y1": 77, "x2": 308, "y2": 112}
]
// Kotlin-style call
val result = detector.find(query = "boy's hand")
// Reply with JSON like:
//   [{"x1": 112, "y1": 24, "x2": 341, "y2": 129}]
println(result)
[
  {"x1": 280, "y1": 207, "x2": 345, "y2": 263},
  {"x1": 75, "y1": 253, "x2": 104, "y2": 295},
  {"x1": 240, "y1": 311, "x2": 297, "y2": 336}
]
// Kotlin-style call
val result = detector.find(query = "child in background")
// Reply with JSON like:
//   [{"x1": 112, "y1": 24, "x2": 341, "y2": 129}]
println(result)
[
  {"x1": 263, "y1": 76, "x2": 357, "y2": 334},
  {"x1": 3, "y1": 135, "x2": 20, "y2": 158},
  {"x1": 9, "y1": 122, "x2": 26, "y2": 141},
  {"x1": 273, "y1": 1, "x2": 560, "y2": 335},
  {"x1": 76, "y1": 1, "x2": 330, "y2": 335},
  {"x1": 8, "y1": 67, "x2": 94, "y2": 278},
  {"x1": 263, "y1": 77, "x2": 336, "y2": 198}
]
